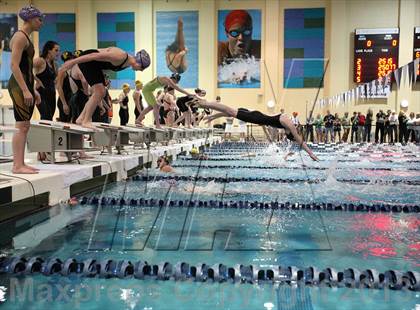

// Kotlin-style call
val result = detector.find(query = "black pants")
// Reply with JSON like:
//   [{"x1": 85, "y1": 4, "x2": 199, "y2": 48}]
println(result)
[
  {"x1": 375, "y1": 123, "x2": 384, "y2": 143},
  {"x1": 388, "y1": 125, "x2": 397, "y2": 143},
  {"x1": 363, "y1": 124, "x2": 372, "y2": 142},
  {"x1": 119, "y1": 108, "x2": 129, "y2": 126},
  {"x1": 37, "y1": 87, "x2": 56, "y2": 120},
  {"x1": 351, "y1": 127, "x2": 357, "y2": 143},
  {"x1": 399, "y1": 125, "x2": 407, "y2": 143},
  {"x1": 305, "y1": 126, "x2": 314, "y2": 142}
]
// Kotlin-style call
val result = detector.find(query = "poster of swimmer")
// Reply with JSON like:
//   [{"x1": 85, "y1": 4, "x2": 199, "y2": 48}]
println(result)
[
  {"x1": 156, "y1": 11, "x2": 198, "y2": 89},
  {"x1": 0, "y1": 14, "x2": 17, "y2": 89},
  {"x1": 217, "y1": 9, "x2": 261, "y2": 88}
]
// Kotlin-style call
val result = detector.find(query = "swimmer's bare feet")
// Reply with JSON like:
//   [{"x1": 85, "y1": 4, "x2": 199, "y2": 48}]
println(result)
[
  {"x1": 81, "y1": 122, "x2": 100, "y2": 131},
  {"x1": 24, "y1": 164, "x2": 39, "y2": 171},
  {"x1": 12, "y1": 166, "x2": 39, "y2": 174},
  {"x1": 75, "y1": 117, "x2": 83, "y2": 126}
]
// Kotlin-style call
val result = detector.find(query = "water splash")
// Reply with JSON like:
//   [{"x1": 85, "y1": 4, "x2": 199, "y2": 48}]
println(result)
[{"x1": 218, "y1": 57, "x2": 260, "y2": 84}]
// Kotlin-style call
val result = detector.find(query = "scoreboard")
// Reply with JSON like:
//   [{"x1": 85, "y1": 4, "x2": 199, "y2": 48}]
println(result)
[
  {"x1": 414, "y1": 27, "x2": 420, "y2": 80},
  {"x1": 354, "y1": 28, "x2": 399, "y2": 83}
]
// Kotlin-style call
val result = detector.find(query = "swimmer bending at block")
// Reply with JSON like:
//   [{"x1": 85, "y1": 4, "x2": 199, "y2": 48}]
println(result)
[{"x1": 196, "y1": 99, "x2": 319, "y2": 161}]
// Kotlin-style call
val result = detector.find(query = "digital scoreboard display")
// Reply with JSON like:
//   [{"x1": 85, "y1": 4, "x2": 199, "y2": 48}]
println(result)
[
  {"x1": 414, "y1": 27, "x2": 420, "y2": 80},
  {"x1": 354, "y1": 28, "x2": 399, "y2": 83}
]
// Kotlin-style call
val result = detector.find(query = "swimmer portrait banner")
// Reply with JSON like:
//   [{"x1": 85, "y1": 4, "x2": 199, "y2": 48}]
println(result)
[
  {"x1": 39, "y1": 13, "x2": 76, "y2": 65},
  {"x1": 217, "y1": 9, "x2": 261, "y2": 89},
  {"x1": 97, "y1": 12, "x2": 135, "y2": 89},
  {"x1": 0, "y1": 14, "x2": 17, "y2": 89},
  {"x1": 156, "y1": 11, "x2": 199, "y2": 89}
]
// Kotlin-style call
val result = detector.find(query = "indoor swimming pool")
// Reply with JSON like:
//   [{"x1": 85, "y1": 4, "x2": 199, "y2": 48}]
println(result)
[{"x1": 0, "y1": 142, "x2": 419, "y2": 309}]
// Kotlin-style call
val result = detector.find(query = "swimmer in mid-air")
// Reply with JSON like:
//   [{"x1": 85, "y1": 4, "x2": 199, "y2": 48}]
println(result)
[
  {"x1": 196, "y1": 99, "x2": 319, "y2": 161},
  {"x1": 166, "y1": 17, "x2": 188, "y2": 74}
]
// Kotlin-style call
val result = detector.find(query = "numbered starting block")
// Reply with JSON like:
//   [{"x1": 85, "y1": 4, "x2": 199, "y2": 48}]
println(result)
[
  {"x1": 145, "y1": 127, "x2": 170, "y2": 144},
  {"x1": 27, "y1": 120, "x2": 96, "y2": 163},
  {"x1": 124, "y1": 125, "x2": 151, "y2": 146},
  {"x1": 91, "y1": 122, "x2": 135, "y2": 154},
  {"x1": 168, "y1": 128, "x2": 185, "y2": 141}
]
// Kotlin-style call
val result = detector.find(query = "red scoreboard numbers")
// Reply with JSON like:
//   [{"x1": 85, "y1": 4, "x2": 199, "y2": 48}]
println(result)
[
  {"x1": 354, "y1": 28, "x2": 399, "y2": 83},
  {"x1": 414, "y1": 27, "x2": 420, "y2": 80}
]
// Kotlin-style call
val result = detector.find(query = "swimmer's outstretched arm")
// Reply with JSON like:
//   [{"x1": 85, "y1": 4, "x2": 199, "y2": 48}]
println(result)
[
  {"x1": 159, "y1": 76, "x2": 192, "y2": 96},
  {"x1": 279, "y1": 115, "x2": 319, "y2": 161},
  {"x1": 195, "y1": 100, "x2": 238, "y2": 118},
  {"x1": 204, "y1": 112, "x2": 229, "y2": 123}
]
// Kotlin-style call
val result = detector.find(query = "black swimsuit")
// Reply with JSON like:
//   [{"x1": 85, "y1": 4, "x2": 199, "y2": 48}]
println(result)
[
  {"x1": 235, "y1": 108, "x2": 295, "y2": 141},
  {"x1": 78, "y1": 49, "x2": 128, "y2": 86},
  {"x1": 236, "y1": 108, "x2": 283, "y2": 128},
  {"x1": 36, "y1": 61, "x2": 56, "y2": 120},
  {"x1": 69, "y1": 74, "x2": 89, "y2": 123},
  {"x1": 119, "y1": 95, "x2": 129, "y2": 126}
]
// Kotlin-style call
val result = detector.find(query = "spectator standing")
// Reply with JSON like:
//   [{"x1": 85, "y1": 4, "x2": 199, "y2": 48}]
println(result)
[
  {"x1": 350, "y1": 112, "x2": 358, "y2": 143},
  {"x1": 398, "y1": 110, "x2": 408, "y2": 143},
  {"x1": 323, "y1": 110, "x2": 335, "y2": 143},
  {"x1": 363, "y1": 109, "x2": 373, "y2": 142},
  {"x1": 375, "y1": 109, "x2": 386, "y2": 143},
  {"x1": 314, "y1": 114, "x2": 323, "y2": 143},
  {"x1": 305, "y1": 116, "x2": 314, "y2": 142},
  {"x1": 333, "y1": 113, "x2": 341, "y2": 142},
  {"x1": 384, "y1": 110, "x2": 391, "y2": 142},
  {"x1": 357, "y1": 112, "x2": 365, "y2": 142},
  {"x1": 388, "y1": 111, "x2": 398, "y2": 143},
  {"x1": 341, "y1": 112, "x2": 351, "y2": 142}
]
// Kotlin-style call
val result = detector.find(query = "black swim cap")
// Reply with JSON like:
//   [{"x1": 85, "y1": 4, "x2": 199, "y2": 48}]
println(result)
[{"x1": 61, "y1": 51, "x2": 74, "y2": 62}]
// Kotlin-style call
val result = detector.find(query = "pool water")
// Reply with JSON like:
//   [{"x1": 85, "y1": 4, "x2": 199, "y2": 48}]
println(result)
[{"x1": 0, "y1": 142, "x2": 419, "y2": 309}]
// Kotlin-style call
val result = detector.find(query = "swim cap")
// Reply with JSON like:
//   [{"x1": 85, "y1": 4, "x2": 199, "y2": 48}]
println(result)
[
  {"x1": 61, "y1": 51, "x2": 74, "y2": 62},
  {"x1": 224, "y1": 10, "x2": 252, "y2": 31},
  {"x1": 170, "y1": 73, "x2": 181, "y2": 83},
  {"x1": 135, "y1": 49, "x2": 150, "y2": 70},
  {"x1": 73, "y1": 50, "x2": 83, "y2": 58},
  {"x1": 122, "y1": 83, "x2": 130, "y2": 90},
  {"x1": 135, "y1": 80, "x2": 143, "y2": 88},
  {"x1": 190, "y1": 147, "x2": 199, "y2": 155},
  {"x1": 19, "y1": 5, "x2": 44, "y2": 22}
]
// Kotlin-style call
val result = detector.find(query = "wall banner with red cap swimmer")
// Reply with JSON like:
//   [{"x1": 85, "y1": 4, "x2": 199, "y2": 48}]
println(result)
[
  {"x1": 0, "y1": 13, "x2": 18, "y2": 89},
  {"x1": 217, "y1": 9, "x2": 261, "y2": 89}
]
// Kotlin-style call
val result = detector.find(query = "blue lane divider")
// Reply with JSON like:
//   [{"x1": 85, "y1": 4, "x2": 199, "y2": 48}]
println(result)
[
  {"x1": 177, "y1": 157, "x2": 420, "y2": 163},
  {"x1": 172, "y1": 164, "x2": 420, "y2": 171},
  {"x1": 130, "y1": 175, "x2": 420, "y2": 186},
  {"x1": 79, "y1": 196, "x2": 419, "y2": 213},
  {"x1": 1, "y1": 256, "x2": 418, "y2": 290}
]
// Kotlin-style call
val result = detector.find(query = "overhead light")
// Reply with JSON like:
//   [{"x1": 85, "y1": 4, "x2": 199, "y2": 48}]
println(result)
[
  {"x1": 267, "y1": 100, "x2": 275, "y2": 108},
  {"x1": 400, "y1": 99, "x2": 409, "y2": 108}
]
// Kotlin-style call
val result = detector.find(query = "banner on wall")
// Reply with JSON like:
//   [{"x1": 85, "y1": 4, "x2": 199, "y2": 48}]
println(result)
[
  {"x1": 217, "y1": 9, "x2": 261, "y2": 89},
  {"x1": 39, "y1": 13, "x2": 76, "y2": 65},
  {"x1": 97, "y1": 12, "x2": 135, "y2": 89},
  {"x1": 0, "y1": 14, "x2": 17, "y2": 88},
  {"x1": 156, "y1": 11, "x2": 198, "y2": 89},
  {"x1": 283, "y1": 8, "x2": 325, "y2": 88}
]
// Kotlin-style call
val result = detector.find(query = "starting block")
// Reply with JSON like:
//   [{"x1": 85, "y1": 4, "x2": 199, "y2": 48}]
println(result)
[
  {"x1": 146, "y1": 127, "x2": 170, "y2": 143},
  {"x1": 27, "y1": 120, "x2": 96, "y2": 163},
  {"x1": 91, "y1": 122, "x2": 135, "y2": 154},
  {"x1": 124, "y1": 125, "x2": 151, "y2": 145}
]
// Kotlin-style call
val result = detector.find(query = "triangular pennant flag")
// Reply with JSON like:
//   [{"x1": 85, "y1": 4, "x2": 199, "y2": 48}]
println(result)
[
  {"x1": 408, "y1": 61, "x2": 415, "y2": 86},
  {"x1": 402, "y1": 64, "x2": 409, "y2": 86},
  {"x1": 394, "y1": 67, "x2": 402, "y2": 90}
]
